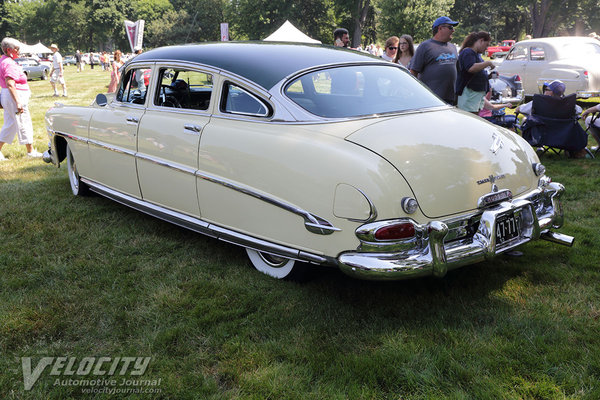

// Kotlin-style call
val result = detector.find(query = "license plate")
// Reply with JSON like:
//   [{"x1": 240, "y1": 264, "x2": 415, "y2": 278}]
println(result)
[{"x1": 496, "y1": 212, "x2": 521, "y2": 244}]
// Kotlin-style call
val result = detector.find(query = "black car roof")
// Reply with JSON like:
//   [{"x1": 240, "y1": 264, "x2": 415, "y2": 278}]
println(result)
[{"x1": 131, "y1": 42, "x2": 383, "y2": 90}]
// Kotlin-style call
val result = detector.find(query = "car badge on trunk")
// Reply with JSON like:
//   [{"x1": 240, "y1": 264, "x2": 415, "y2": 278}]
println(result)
[
  {"x1": 490, "y1": 133, "x2": 504, "y2": 155},
  {"x1": 477, "y1": 174, "x2": 506, "y2": 192}
]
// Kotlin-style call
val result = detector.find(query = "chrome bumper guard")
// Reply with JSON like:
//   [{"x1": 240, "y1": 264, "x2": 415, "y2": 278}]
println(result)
[{"x1": 337, "y1": 182, "x2": 573, "y2": 280}]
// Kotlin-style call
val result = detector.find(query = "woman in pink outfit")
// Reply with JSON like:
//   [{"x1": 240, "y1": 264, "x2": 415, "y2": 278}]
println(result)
[
  {"x1": 0, "y1": 37, "x2": 41, "y2": 160},
  {"x1": 108, "y1": 50, "x2": 122, "y2": 93}
]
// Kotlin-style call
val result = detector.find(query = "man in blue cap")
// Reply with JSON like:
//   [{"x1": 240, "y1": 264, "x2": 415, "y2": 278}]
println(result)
[
  {"x1": 410, "y1": 16, "x2": 459, "y2": 104},
  {"x1": 515, "y1": 80, "x2": 582, "y2": 116}
]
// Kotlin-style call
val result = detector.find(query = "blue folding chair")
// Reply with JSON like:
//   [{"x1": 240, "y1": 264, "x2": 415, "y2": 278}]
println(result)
[{"x1": 519, "y1": 94, "x2": 593, "y2": 158}]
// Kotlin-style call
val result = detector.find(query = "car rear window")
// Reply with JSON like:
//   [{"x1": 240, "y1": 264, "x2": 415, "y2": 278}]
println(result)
[{"x1": 284, "y1": 65, "x2": 444, "y2": 118}]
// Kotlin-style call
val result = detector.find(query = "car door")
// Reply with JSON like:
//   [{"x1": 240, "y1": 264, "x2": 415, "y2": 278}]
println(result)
[
  {"x1": 523, "y1": 44, "x2": 550, "y2": 94},
  {"x1": 135, "y1": 65, "x2": 213, "y2": 217},
  {"x1": 498, "y1": 44, "x2": 528, "y2": 87},
  {"x1": 86, "y1": 66, "x2": 151, "y2": 198}
]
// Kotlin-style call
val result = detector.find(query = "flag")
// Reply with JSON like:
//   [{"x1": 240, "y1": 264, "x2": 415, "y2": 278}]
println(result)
[{"x1": 124, "y1": 20, "x2": 145, "y2": 52}]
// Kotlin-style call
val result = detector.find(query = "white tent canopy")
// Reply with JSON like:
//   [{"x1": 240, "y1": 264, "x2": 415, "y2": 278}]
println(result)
[
  {"x1": 20, "y1": 42, "x2": 53, "y2": 54},
  {"x1": 263, "y1": 20, "x2": 321, "y2": 44}
]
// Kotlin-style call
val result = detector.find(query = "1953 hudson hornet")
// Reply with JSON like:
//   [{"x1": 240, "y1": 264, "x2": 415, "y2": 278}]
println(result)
[{"x1": 44, "y1": 42, "x2": 574, "y2": 280}]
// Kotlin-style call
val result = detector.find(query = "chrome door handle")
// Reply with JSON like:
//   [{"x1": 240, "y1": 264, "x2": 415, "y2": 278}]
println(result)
[
  {"x1": 126, "y1": 116, "x2": 139, "y2": 124},
  {"x1": 184, "y1": 124, "x2": 202, "y2": 134}
]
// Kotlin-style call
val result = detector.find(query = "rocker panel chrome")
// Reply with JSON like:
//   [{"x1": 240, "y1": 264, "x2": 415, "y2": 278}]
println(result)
[{"x1": 81, "y1": 178, "x2": 328, "y2": 265}]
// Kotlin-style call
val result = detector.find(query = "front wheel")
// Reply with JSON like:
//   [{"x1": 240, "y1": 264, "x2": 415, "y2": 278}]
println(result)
[
  {"x1": 246, "y1": 249, "x2": 311, "y2": 281},
  {"x1": 66, "y1": 143, "x2": 89, "y2": 196},
  {"x1": 41, "y1": 70, "x2": 48, "y2": 80}
]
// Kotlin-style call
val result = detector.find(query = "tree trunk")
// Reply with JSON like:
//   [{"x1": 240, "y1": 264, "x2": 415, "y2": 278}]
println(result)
[{"x1": 352, "y1": 0, "x2": 370, "y2": 48}]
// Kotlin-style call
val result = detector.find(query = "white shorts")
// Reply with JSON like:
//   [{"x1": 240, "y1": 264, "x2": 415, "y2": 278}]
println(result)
[
  {"x1": 50, "y1": 70, "x2": 65, "y2": 84},
  {"x1": 585, "y1": 114, "x2": 600, "y2": 129},
  {"x1": 0, "y1": 88, "x2": 34, "y2": 145}
]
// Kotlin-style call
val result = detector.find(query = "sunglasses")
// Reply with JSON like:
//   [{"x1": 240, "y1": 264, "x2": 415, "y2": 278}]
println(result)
[
  {"x1": 388, "y1": 46, "x2": 398, "y2": 50},
  {"x1": 441, "y1": 25, "x2": 455, "y2": 31}
]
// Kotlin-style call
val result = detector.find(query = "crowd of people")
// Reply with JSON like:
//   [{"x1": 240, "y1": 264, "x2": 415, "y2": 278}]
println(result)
[{"x1": 334, "y1": 16, "x2": 598, "y2": 150}]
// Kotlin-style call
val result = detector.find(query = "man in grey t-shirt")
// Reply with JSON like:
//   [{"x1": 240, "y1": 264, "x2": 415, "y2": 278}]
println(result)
[{"x1": 410, "y1": 16, "x2": 459, "y2": 104}]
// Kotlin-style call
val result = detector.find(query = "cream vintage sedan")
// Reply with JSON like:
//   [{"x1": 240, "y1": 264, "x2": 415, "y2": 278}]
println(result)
[
  {"x1": 495, "y1": 36, "x2": 600, "y2": 98},
  {"x1": 44, "y1": 42, "x2": 573, "y2": 280}
]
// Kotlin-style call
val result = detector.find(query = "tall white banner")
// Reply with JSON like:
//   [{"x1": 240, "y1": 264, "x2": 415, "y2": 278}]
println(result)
[
  {"x1": 124, "y1": 20, "x2": 145, "y2": 52},
  {"x1": 220, "y1": 23, "x2": 229, "y2": 41}
]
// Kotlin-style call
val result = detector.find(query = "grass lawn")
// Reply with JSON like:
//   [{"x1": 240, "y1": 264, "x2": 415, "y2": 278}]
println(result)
[{"x1": 1, "y1": 67, "x2": 600, "y2": 399}]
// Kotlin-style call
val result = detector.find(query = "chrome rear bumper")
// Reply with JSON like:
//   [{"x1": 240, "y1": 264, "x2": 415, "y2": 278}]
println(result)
[{"x1": 337, "y1": 183, "x2": 573, "y2": 280}]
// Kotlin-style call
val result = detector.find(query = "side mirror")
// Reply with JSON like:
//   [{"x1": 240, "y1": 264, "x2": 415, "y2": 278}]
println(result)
[{"x1": 95, "y1": 93, "x2": 108, "y2": 107}]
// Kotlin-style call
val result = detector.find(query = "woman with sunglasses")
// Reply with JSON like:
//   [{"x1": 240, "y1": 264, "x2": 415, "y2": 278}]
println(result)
[
  {"x1": 381, "y1": 36, "x2": 399, "y2": 62},
  {"x1": 0, "y1": 37, "x2": 41, "y2": 160},
  {"x1": 393, "y1": 34, "x2": 415, "y2": 68}
]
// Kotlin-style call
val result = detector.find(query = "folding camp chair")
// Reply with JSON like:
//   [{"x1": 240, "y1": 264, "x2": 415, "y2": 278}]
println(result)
[
  {"x1": 519, "y1": 93, "x2": 593, "y2": 158},
  {"x1": 584, "y1": 111, "x2": 600, "y2": 156}
]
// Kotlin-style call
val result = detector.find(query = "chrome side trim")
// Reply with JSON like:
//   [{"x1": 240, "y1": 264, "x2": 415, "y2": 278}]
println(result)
[
  {"x1": 87, "y1": 139, "x2": 137, "y2": 157},
  {"x1": 55, "y1": 130, "x2": 337, "y2": 236},
  {"x1": 81, "y1": 178, "x2": 329, "y2": 265},
  {"x1": 55, "y1": 131, "x2": 89, "y2": 143},
  {"x1": 136, "y1": 153, "x2": 197, "y2": 176},
  {"x1": 195, "y1": 170, "x2": 341, "y2": 235}
]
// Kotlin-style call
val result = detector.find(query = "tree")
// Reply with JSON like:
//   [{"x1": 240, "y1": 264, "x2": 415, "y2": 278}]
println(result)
[
  {"x1": 226, "y1": 0, "x2": 335, "y2": 42},
  {"x1": 378, "y1": 0, "x2": 454, "y2": 43}
]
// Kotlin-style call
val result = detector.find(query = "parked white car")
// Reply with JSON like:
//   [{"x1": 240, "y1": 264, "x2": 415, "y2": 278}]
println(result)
[
  {"x1": 495, "y1": 36, "x2": 600, "y2": 98},
  {"x1": 43, "y1": 43, "x2": 573, "y2": 281}
]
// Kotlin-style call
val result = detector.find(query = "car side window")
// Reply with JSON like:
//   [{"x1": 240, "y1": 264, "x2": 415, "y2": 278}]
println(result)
[
  {"x1": 154, "y1": 68, "x2": 213, "y2": 110},
  {"x1": 220, "y1": 82, "x2": 270, "y2": 117},
  {"x1": 116, "y1": 67, "x2": 152, "y2": 105},
  {"x1": 506, "y1": 46, "x2": 527, "y2": 61},
  {"x1": 529, "y1": 46, "x2": 546, "y2": 61}
]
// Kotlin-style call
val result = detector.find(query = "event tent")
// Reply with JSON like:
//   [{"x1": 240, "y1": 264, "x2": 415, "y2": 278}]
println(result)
[
  {"x1": 20, "y1": 42, "x2": 53, "y2": 54},
  {"x1": 263, "y1": 20, "x2": 321, "y2": 44}
]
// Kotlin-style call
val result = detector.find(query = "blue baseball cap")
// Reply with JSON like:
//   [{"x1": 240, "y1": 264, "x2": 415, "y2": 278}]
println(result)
[
  {"x1": 433, "y1": 16, "x2": 459, "y2": 29},
  {"x1": 544, "y1": 80, "x2": 566, "y2": 96}
]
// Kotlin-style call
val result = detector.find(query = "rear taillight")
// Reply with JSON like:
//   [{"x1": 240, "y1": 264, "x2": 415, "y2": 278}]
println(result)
[
  {"x1": 515, "y1": 75, "x2": 521, "y2": 81},
  {"x1": 374, "y1": 222, "x2": 415, "y2": 240}
]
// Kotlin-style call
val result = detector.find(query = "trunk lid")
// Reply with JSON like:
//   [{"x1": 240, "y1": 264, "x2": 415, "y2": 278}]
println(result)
[{"x1": 346, "y1": 109, "x2": 537, "y2": 218}]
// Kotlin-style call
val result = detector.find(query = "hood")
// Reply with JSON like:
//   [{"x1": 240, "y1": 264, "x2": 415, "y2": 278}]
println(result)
[{"x1": 346, "y1": 109, "x2": 538, "y2": 218}]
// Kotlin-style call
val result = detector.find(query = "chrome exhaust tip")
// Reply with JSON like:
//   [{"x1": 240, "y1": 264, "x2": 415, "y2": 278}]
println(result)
[{"x1": 541, "y1": 231, "x2": 575, "y2": 247}]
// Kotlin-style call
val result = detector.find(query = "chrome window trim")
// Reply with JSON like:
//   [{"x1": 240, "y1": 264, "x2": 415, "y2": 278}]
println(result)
[
  {"x1": 147, "y1": 62, "x2": 219, "y2": 113},
  {"x1": 221, "y1": 81, "x2": 271, "y2": 117},
  {"x1": 113, "y1": 62, "x2": 156, "y2": 109}
]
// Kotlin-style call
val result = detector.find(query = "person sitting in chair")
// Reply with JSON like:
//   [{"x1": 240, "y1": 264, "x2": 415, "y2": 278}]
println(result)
[
  {"x1": 581, "y1": 104, "x2": 600, "y2": 150},
  {"x1": 517, "y1": 79, "x2": 588, "y2": 158},
  {"x1": 516, "y1": 80, "x2": 581, "y2": 116}
]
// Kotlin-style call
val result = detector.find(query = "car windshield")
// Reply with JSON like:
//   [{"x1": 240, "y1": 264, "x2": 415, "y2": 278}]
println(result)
[
  {"x1": 560, "y1": 42, "x2": 600, "y2": 58},
  {"x1": 284, "y1": 65, "x2": 445, "y2": 118}
]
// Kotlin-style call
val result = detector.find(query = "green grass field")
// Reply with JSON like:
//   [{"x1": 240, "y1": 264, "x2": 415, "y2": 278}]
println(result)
[{"x1": 1, "y1": 67, "x2": 600, "y2": 399}]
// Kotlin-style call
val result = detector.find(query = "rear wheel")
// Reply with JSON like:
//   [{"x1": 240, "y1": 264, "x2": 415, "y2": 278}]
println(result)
[
  {"x1": 246, "y1": 249, "x2": 311, "y2": 281},
  {"x1": 66, "y1": 143, "x2": 89, "y2": 196}
]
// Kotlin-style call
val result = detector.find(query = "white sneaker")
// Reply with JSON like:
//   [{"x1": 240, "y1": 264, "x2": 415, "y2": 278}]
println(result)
[
  {"x1": 27, "y1": 150, "x2": 43, "y2": 158},
  {"x1": 0, "y1": 151, "x2": 5, "y2": 161}
]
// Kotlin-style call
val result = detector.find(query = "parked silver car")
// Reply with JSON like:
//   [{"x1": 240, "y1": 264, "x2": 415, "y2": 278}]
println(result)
[
  {"x1": 495, "y1": 37, "x2": 600, "y2": 98},
  {"x1": 15, "y1": 58, "x2": 49, "y2": 81}
]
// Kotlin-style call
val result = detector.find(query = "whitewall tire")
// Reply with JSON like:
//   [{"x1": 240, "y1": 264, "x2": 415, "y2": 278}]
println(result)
[
  {"x1": 66, "y1": 143, "x2": 89, "y2": 196},
  {"x1": 246, "y1": 249, "x2": 310, "y2": 280}
]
